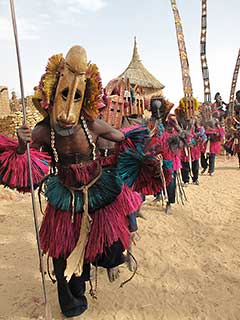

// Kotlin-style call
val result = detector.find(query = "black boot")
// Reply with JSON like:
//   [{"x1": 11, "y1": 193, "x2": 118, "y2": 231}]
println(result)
[{"x1": 53, "y1": 257, "x2": 88, "y2": 318}]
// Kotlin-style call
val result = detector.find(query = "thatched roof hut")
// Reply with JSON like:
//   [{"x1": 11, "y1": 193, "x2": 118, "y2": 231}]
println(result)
[{"x1": 118, "y1": 37, "x2": 164, "y2": 97}]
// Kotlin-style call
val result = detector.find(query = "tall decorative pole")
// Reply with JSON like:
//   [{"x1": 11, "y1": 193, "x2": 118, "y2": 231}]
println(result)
[
  {"x1": 200, "y1": 0, "x2": 211, "y2": 103},
  {"x1": 9, "y1": 1, "x2": 52, "y2": 318},
  {"x1": 170, "y1": 0, "x2": 196, "y2": 119},
  {"x1": 200, "y1": 0, "x2": 212, "y2": 122},
  {"x1": 229, "y1": 49, "x2": 240, "y2": 117}
]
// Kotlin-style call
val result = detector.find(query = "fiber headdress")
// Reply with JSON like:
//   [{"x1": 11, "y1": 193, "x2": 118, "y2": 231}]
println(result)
[{"x1": 33, "y1": 51, "x2": 103, "y2": 121}]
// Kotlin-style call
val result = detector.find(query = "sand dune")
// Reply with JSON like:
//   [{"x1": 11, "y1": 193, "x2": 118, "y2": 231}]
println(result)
[{"x1": 0, "y1": 156, "x2": 239, "y2": 320}]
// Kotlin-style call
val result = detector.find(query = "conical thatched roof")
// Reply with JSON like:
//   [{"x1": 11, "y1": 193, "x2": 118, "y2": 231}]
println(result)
[{"x1": 119, "y1": 37, "x2": 164, "y2": 90}]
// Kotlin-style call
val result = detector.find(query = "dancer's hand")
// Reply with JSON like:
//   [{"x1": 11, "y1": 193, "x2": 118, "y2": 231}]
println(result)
[
  {"x1": 17, "y1": 124, "x2": 32, "y2": 153},
  {"x1": 130, "y1": 231, "x2": 140, "y2": 246}
]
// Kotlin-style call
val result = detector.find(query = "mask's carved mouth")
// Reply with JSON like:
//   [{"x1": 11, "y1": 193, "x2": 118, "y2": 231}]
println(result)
[
  {"x1": 57, "y1": 120, "x2": 75, "y2": 129},
  {"x1": 54, "y1": 123, "x2": 75, "y2": 137}
]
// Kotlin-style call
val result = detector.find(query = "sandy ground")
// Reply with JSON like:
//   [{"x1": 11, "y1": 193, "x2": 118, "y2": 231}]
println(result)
[{"x1": 0, "y1": 156, "x2": 240, "y2": 320}]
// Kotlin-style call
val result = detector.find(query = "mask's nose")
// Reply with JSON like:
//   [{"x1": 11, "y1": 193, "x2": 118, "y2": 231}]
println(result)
[{"x1": 57, "y1": 78, "x2": 81, "y2": 126}]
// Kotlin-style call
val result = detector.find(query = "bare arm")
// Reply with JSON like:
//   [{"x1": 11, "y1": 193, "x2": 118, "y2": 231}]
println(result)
[
  {"x1": 91, "y1": 119, "x2": 125, "y2": 142},
  {"x1": 31, "y1": 125, "x2": 50, "y2": 149}
]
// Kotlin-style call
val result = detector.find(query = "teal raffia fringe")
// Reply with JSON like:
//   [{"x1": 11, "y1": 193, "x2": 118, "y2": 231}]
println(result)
[
  {"x1": 117, "y1": 146, "x2": 173, "y2": 194},
  {"x1": 117, "y1": 146, "x2": 147, "y2": 187},
  {"x1": 120, "y1": 125, "x2": 150, "y2": 151},
  {"x1": 163, "y1": 159, "x2": 173, "y2": 170},
  {"x1": 44, "y1": 167, "x2": 123, "y2": 212},
  {"x1": 157, "y1": 122, "x2": 165, "y2": 137}
]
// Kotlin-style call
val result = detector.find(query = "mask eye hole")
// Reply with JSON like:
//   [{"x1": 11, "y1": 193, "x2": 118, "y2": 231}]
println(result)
[
  {"x1": 74, "y1": 90, "x2": 82, "y2": 102},
  {"x1": 61, "y1": 88, "x2": 69, "y2": 101}
]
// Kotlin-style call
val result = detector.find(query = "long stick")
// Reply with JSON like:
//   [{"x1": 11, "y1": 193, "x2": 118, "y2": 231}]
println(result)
[{"x1": 9, "y1": 1, "x2": 52, "y2": 319}]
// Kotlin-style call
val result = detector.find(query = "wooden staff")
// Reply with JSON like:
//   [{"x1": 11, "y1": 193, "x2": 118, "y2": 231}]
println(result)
[{"x1": 9, "y1": 1, "x2": 52, "y2": 318}]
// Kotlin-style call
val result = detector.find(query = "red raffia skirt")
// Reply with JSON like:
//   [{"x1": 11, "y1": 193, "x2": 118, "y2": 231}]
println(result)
[{"x1": 40, "y1": 184, "x2": 142, "y2": 263}]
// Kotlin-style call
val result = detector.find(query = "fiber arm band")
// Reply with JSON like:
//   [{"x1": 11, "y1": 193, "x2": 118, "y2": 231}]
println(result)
[{"x1": 0, "y1": 134, "x2": 51, "y2": 192}]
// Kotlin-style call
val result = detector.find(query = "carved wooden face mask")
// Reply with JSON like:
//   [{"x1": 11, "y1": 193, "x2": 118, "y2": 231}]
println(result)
[
  {"x1": 51, "y1": 46, "x2": 87, "y2": 135},
  {"x1": 150, "y1": 98, "x2": 164, "y2": 120}
]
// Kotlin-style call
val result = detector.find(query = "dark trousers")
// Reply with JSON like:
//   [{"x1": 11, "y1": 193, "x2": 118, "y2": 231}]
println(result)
[
  {"x1": 53, "y1": 239, "x2": 125, "y2": 317},
  {"x1": 94, "y1": 239, "x2": 125, "y2": 268},
  {"x1": 167, "y1": 171, "x2": 176, "y2": 204},
  {"x1": 53, "y1": 258, "x2": 89, "y2": 317},
  {"x1": 181, "y1": 160, "x2": 199, "y2": 183},
  {"x1": 201, "y1": 153, "x2": 216, "y2": 173}
]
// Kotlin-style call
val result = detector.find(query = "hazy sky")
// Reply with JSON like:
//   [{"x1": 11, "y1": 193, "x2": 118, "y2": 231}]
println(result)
[{"x1": 0, "y1": 0, "x2": 239, "y2": 106}]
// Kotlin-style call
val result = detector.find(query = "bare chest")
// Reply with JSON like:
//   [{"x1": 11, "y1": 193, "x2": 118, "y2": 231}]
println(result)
[{"x1": 53, "y1": 125, "x2": 97, "y2": 156}]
